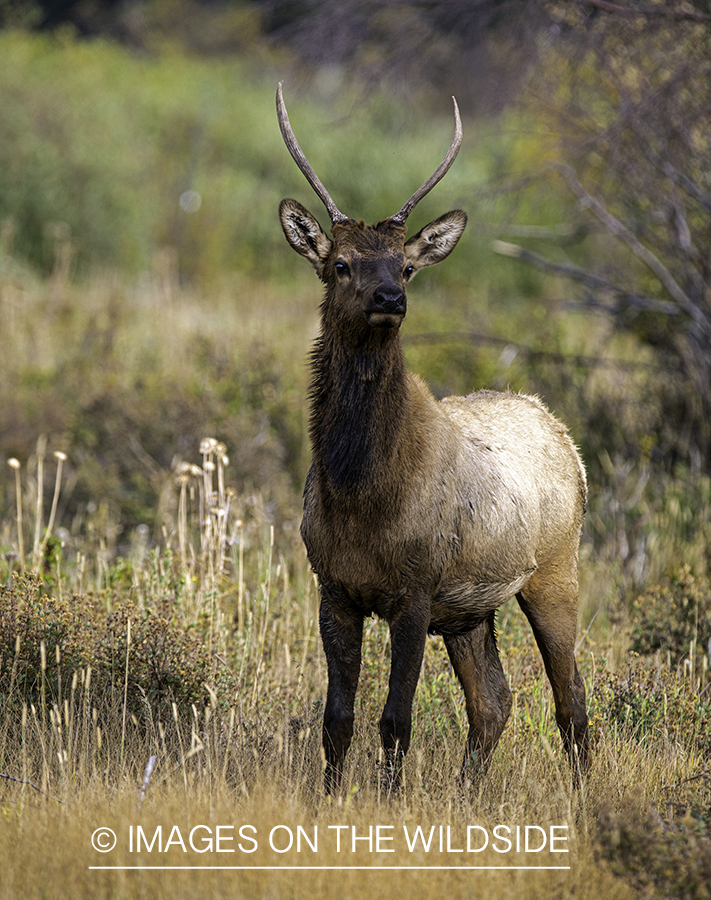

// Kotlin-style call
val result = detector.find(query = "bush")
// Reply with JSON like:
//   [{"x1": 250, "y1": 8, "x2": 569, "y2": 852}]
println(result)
[
  {"x1": 0, "y1": 572, "x2": 233, "y2": 725},
  {"x1": 588, "y1": 657, "x2": 711, "y2": 759},
  {"x1": 0, "y1": 30, "x2": 488, "y2": 283},
  {"x1": 631, "y1": 566, "x2": 711, "y2": 663},
  {"x1": 596, "y1": 802, "x2": 711, "y2": 900}
]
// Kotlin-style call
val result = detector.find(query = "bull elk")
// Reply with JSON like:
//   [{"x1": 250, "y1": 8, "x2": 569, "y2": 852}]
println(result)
[{"x1": 276, "y1": 83, "x2": 590, "y2": 793}]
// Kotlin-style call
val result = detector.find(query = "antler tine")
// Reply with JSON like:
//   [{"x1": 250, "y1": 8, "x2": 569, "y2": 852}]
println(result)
[
  {"x1": 390, "y1": 97, "x2": 463, "y2": 226},
  {"x1": 277, "y1": 82, "x2": 349, "y2": 226}
]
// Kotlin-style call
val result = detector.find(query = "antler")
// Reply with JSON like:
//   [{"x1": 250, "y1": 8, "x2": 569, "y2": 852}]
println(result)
[
  {"x1": 277, "y1": 82, "x2": 349, "y2": 225},
  {"x1": 277, "y1": 83, "x2": 462, "y2": 227},
  {"x1": 389, "y1": 97, "x2": 462, "y2": 226}
]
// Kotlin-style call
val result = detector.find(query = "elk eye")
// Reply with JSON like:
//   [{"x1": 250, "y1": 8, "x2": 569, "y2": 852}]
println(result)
[
  {"x1": 334, "y1": 261, "x2": 350, "y2": 277},
  {"x1": 403, "y1": 264, "x2": 414, "y2": 279}
]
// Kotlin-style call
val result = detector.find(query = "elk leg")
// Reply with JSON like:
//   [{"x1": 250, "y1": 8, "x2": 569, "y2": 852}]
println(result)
[
  {"x1": 444, "y1": 612, "x2": 512, "y2": 780},
  {"x1": 319, "y1": 592, "x2": 364, "y2": 794},
  {"x1": 517, "y1": 568, "x2": 590, "y2": 780},
  {"x1": 379, "y1": 606, "x2": 429, "y2": 788}
]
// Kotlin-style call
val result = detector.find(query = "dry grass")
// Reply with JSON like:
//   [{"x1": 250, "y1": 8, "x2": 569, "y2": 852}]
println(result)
[
  {"x1": 0, "y1": 649, "x2": 702, "y2": 900},
  {"x1": 0, "y1": 495, "x2": 709, "y2": 898}
]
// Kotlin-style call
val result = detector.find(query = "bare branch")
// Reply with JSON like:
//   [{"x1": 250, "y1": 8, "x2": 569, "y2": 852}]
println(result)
[
  {"x1": 663, "y1": 163, "x2": 711, "y2": 216},
  {"x1": 661, "y1": 769, "x2": 710, "y2": 791},
  {"x1": 0, "y1": 772, "x2": 63, "y2": 802},
  {"x1": 403, "y1": 328, "x2": 661, "y2": 371},
  {"x1": 483, "y1": 221, "x2": 602, "y2": 244},
  {"x1": 491, "y1": 239, "x2": 680, "y2": 315},
  {"x1": 551, "y1": 163, "x2": 711, "y2": 335}
]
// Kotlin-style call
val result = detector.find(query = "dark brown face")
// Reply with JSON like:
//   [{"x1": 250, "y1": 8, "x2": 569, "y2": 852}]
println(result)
[
  {"x1": 325, "y1": 221, "x2": 413, "y2": 337},
  {"x1": 276, "y1": 86, "x2": 466, "y2": 346},
  {"x1": 279, "y1": 197, "x2": 468, "y2": 345}
]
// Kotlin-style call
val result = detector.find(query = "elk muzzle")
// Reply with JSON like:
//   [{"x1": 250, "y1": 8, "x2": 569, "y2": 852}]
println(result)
[{"x1": 365, "y1": 285, "x2": 407, "y2": 329}]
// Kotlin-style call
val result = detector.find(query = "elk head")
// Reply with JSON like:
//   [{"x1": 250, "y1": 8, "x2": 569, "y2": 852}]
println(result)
[{"x1": 277, "y1": 83, "x2": 467, "y2": 346}]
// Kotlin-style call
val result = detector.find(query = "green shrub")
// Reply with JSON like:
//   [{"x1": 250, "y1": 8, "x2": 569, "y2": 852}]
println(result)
[
  {"x1": 596, "y1": 802, "x2": 711, "y2": 900},
  {"x1": 588, "y1": 658, "x2": 711, "y2": 758},
  {"x1": 631, "y1": 566, "x2": 711, "y2": 663},
  {"x1": 0, "y1": 30, "x2": 490, "y2": 283},
  {"x1": 0, "y1": 572, "x2": 234, "y2": 725}
]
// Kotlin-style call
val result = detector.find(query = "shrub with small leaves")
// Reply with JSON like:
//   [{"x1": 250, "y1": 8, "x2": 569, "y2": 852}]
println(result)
[
  {"x1": 587, "y1": 657, "x2": 711, "y2": 758},
  {"x1": 96, "y1": 601, "x2": 220, "y2": 724},
  {"x1": 596, "y1": 802, "x2": 711, "y2": 900},
  {"x1": 0, "y1": 573, "x2": 235, "y2": 726},
  {"x1": 0, "y1": 572, "x2": 98, "y2": 705},
  {"x1": 631, "y1": 565, "x2": 711, "y2": 662}
]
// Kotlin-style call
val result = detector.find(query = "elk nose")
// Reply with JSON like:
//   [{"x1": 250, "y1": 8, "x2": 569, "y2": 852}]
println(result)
[
  {"x1": 365, "y1": 283, "x2": 406, "y2": 328},
  {"x1": 372, "y1": 286, "x2": 406, "y2": 316}
]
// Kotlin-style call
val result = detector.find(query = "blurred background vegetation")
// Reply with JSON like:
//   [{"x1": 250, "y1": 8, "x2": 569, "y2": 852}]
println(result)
[{"x1": 0, "y1": 0, "x2": 710, "y2": 648}]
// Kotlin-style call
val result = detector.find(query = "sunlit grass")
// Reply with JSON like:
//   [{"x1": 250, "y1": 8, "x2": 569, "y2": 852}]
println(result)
[
  {"x1": 1, "y1": 478, "x2": 709, "y2": 899},
  {"x1": 0, "y1": 595, "x2": 706, "y2": 900}
]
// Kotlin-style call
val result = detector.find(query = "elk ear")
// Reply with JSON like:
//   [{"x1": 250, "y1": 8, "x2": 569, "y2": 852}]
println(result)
[
  {"x1": 404, "y1": 210, "x2": 467, "y2": 271},
  {"x1": 279, "y1": 199, "x2": 332, "y2": 277}
]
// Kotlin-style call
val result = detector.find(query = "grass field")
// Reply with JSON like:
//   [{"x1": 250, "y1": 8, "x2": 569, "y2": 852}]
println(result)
[
  {"x1": 0, "y1": 546, "x2": 708, "y2": 899},
  {"x1": 1, "y1": 234, "x2": 710, "y2": 900}
]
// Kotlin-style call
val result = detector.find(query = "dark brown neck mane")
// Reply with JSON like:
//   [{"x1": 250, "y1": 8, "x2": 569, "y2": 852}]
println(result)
[{"x1": 308, "y1": 322, "x2": 412, "y2": 498}]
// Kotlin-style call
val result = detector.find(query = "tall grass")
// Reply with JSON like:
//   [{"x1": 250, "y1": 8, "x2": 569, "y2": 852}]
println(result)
[{"x1": 1, "y1": 433, "x2": 710, "y2": 898}]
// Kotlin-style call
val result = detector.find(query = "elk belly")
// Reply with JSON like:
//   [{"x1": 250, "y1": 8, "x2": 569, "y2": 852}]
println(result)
[{"x1": 430, "y1": 568, "x2": 536, "y2": 633}]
